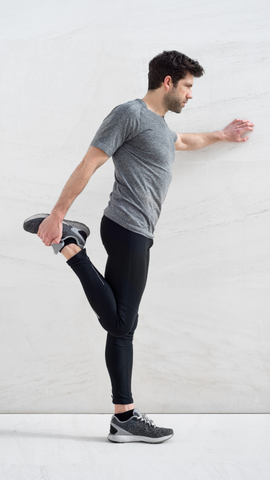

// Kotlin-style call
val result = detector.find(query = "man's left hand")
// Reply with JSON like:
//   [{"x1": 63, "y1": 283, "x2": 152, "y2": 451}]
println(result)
[{"x1": 221, "y1": 119, "x2": 254, "y2": 143}]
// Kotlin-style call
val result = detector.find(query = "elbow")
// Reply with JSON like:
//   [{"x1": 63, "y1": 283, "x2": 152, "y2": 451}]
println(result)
[
  {"x1": 81, "y1": 147, "x2": 109, "y2": 172},
  {"x1": 80, "y1": 156, "x2": 99, "y2": 175}
]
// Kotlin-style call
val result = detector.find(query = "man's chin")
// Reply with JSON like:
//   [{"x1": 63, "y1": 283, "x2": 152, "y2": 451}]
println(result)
[{"x1": 173, "y1": 107, "x2": 182, "y2": 114}]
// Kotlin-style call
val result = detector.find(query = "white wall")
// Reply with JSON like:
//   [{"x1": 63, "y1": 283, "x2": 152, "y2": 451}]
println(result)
[{"x1": 1, "y1": 0, "x2": 269, "y2": 413}]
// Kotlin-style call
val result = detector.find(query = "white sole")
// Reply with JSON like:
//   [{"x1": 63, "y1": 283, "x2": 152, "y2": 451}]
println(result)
[{"x1": 107, "y1": 433, "x2": 173, "y2": 444}]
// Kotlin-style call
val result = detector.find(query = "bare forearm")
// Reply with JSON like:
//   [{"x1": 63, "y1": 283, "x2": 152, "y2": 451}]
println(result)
[
  {"x1": 176, "y1": 131, "x2": 223, "y2": 151},
  {"x1": 51, "y1": 160, "x2": 95, "y2": 220},
  {"x1": 37, "y1": 147, "x2": 109, "y2": 246},
  {"x1": 50, "y1": 146, "x2": 109, "y2": 221},
  {"x1": 175, "y1": 119, "x2": 254, "y2": 151}
]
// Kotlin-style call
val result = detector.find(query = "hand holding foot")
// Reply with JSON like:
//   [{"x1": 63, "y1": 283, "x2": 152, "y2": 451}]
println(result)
[
  {"x1": 23, "y1": 213, "x2": 90, "y2": 254},
  {"x1": 37, "y1": 214, "x2": 63, "y2": 246}
]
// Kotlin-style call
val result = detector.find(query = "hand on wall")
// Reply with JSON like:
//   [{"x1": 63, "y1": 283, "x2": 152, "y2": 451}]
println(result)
[{"x1": 221, "y1": 119, "x2": 254, "y2": 142}]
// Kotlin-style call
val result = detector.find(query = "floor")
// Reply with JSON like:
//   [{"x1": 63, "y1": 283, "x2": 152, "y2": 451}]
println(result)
[{"x1": 0, "y1": 414, "x2": 269, "y2": 480}]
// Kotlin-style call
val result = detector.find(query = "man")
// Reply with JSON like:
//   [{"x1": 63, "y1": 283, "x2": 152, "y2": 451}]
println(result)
[{"x1": 23, "y1": 50, "x2": 254, "y2": 443}]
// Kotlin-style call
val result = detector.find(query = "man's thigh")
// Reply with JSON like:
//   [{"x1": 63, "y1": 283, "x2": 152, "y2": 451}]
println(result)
[{"x1": 101, "y1": 217, "x2": 153, "y2": 312}]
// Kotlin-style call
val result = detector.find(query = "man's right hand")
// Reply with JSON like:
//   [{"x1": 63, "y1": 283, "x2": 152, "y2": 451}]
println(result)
[{"x1": 37, "y1": 214, "x2": 63, "y2": 246}]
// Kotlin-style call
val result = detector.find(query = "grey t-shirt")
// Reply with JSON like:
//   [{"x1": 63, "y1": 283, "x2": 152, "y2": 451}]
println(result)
[{"x1": 90, "y1": 99, "x2": 177, "y2": 239}]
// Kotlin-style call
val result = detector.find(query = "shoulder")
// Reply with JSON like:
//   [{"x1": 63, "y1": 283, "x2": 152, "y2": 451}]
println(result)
[{"x1": 111, "y1": 99, "x2": 144, "y2": 118}]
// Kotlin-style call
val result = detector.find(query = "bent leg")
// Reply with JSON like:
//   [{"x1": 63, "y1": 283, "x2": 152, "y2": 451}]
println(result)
[
  {"x1": 67, "y1": 216, "x2": 153, "y2": 337},
  {"x1": 67, "y1": 248, "x2": 129, "y2": 336}
]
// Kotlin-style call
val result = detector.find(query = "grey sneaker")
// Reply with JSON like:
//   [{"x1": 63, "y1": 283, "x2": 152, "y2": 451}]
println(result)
[
  {"x1": 107, "y1": 408, "x2": 174, "y2": 444},
  {"x1": 23, "y1": 213, "x2": 90, "y2": 254}
]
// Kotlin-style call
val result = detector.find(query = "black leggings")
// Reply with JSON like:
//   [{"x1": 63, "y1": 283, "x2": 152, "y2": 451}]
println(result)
[{"x1": 67, "y1": 215, "x2": 153, "y2": 404}]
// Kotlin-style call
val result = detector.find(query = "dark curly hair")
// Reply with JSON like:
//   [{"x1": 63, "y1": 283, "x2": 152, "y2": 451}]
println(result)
[{"x1": 148, "y1": 50, "x2": 204, "y2": 90}]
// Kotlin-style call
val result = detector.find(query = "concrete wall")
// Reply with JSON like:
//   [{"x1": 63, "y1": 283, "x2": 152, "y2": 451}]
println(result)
[{"x1": 1, "y1": 0, "x2": 269, "y2": 413}]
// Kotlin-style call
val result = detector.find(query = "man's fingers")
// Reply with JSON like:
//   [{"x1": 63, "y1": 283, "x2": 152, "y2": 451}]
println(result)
[
  {"x1": 37, "y1": 218, "x2": 62, "y2": 247},
  {"x1": 239, "y1": 122, "x2": 254, "y2": 127},
  {"x1": 43, "y1": 233, "x2": 62, "y2": 246},
  {"x1": 233, "y1": 119, "x2": 254, "y2": 126},
  {"x1": 44, "y1": 236, "x2": 61, "y2": 246},
  {"x1": 52, "y1": 235, "x2": 62, "y2": 245},
  {"x1": 237, "y1": 127, "x2": 253, "y2": 133},
  {"x1": 224, "y1": 119, "x2": 254, "y2": 142},
  {"x1": 235, "y1": 122, "x2": 254, "y2": 128}
]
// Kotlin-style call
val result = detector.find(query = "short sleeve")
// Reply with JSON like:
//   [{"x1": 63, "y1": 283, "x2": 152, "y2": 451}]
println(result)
[
  {"x1": 171, "y1": 130, "x2": 178, "y2": 143},
  {"x1": 90, "y1": 103, "x2": 140, "y2": 157}
]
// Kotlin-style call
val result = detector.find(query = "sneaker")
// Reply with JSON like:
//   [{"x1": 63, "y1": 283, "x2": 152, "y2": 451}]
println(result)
[
  {"x1": 107, "y1": 408, "x2": 174, "y2": 444},
  {"x1": 23, "y1": 213, "x2": 90, "y2": 254}
]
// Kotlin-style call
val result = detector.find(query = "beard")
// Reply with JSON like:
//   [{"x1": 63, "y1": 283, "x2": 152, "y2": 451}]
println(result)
[{"x1": 163, "y1": 89, "x2": 184, "y2": 114}]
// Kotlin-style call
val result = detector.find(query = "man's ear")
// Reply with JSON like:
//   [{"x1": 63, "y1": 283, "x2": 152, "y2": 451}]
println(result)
[{"x1": 163, "y1": 75, "x2": 173, "y2": 91}]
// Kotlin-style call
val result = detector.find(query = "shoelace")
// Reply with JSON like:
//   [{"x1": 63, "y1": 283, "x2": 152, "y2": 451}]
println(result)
[{"x1": 137, "y1": 413, "x2": 156, "y2": 428}]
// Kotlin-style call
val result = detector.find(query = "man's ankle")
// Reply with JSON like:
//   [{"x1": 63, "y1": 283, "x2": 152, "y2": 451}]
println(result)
[
  {"x1": 61, "y1": 243, "x2": 81, "y2": 260},
  {"x1": 114, "y1": 403, "x2": 135, "y2": 415},
  {"x1": 115, "y1": 409, "x2": 134, "y2": 422}
]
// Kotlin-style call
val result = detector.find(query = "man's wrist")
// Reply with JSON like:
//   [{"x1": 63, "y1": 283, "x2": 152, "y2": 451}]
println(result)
[
  {"x1": 215, "y1": 130, "x2": 226, "y2": 142},
  {"x1": 50, "y1": 207, "x2": 66, "y2": 222}
]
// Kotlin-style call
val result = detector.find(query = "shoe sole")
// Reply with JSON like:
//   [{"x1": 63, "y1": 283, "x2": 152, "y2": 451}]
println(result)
[
  {"x1": 23, "y1": 213, "x2": 90, "y2": 237},
  {"x1": 107, "y1": 433, "x2": 173, "y2": 444}
]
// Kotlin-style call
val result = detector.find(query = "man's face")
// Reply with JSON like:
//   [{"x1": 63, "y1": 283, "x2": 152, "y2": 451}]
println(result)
[{"x1": 164, "y1": 72, "x2": 194, "y2": 114}]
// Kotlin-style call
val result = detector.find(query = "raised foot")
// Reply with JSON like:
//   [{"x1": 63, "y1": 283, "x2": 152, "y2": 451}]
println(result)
[{"x1": 23, "y1": 213, "x2": 90, "y2": 254}]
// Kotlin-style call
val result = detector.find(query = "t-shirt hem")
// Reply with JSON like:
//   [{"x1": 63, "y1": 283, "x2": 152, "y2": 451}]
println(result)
[
  {"x1": 103, "y1": 212, "x2": 154, "y2": 240},
  {"x1": 90, "y1": 141, "x2": 114, "y2": 157}
]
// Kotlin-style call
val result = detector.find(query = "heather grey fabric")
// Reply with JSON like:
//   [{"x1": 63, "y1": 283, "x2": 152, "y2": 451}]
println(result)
[{"x1": 90, "y1": 99, "x2": 177, "y2": 239}]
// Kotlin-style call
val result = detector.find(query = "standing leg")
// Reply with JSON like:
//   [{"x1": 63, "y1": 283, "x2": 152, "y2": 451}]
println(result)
[
  {"x1": 105, "y1": 315, "x2": 138, "y2": 408},
  {"x1": 101, "y1": 216, "x2": 152, "y2": 411}
]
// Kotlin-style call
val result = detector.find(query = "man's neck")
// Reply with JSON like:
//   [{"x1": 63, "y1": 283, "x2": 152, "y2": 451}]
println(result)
[{"x1": 141, "y1": 90, "x2": 167, "y2": 117}]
